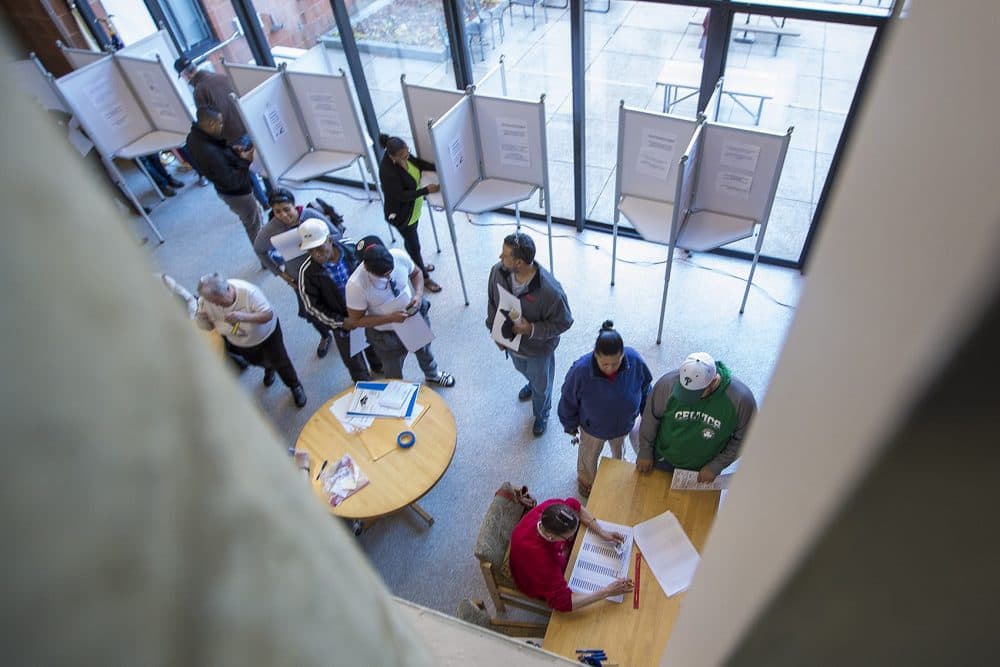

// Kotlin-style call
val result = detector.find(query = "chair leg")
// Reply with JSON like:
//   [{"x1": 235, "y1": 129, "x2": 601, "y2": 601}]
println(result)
[{"x1": 480, "y1": 561, "x2": 507, "y2": 613}]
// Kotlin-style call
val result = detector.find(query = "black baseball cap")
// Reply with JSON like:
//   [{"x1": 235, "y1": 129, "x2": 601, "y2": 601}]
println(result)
[{"x1": 173, "y1": 56, "x2": 194, "y2": 76}]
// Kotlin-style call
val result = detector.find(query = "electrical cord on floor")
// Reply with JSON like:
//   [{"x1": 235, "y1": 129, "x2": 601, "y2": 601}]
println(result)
[
  {"x1": 459, "y1": 212, "x2": 797, "y2": 311},
  {"x1": 283, "y1": 181, "x2": 376, "y2": 202}
]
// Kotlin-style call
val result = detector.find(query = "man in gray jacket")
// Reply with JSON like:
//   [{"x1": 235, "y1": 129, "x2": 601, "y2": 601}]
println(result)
[{"x1": 486, "y1": 232, "x2": 573, "y2": 436}]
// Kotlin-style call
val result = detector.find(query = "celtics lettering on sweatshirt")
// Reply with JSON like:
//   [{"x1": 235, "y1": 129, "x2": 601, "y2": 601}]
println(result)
[{"x1": 637, "y1": 361, "x2": 757, "y2": 474}]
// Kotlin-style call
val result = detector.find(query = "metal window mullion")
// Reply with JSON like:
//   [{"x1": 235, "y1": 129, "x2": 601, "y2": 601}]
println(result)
[
  {"x1": 230, "y1": 0, "x2": 275, "y2": 66},
  {"x1": 445, "y1": 0, "x2": 473, "y2": 90},
  {"x1": 329, "y1": 0, "x2": 381, "y2": 157},
  {"x1": 570, "y1": 0, "x2": 585, "y2": 231}
]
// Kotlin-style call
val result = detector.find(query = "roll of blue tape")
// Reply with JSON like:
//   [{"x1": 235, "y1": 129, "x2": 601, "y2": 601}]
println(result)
[{"x1": 397, "y1": 430, "x2": 416, "y2": 448}]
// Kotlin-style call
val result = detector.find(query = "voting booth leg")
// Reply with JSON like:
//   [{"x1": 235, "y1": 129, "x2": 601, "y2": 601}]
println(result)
[
  {"x1": 656, "y1": 244, "x2": 677, "y2": 344},
  {"x1": 426, "y1": 205, "x2": 442, "y2": 253},
  {"x1": 109, "y1": 159, "x2": 164, "y2": 244},
  {"x1": 610, "y1": 208, "x2": 621, "y2": 286},
  {"x1": 544, "y1": 190, "x2": 554, "y2": 276},
  {"x1": 358, "y1": 161, "x2": 372, "y2": 202},
  {"x1": 514, "y1": 201, "x2": 521, "y2": 230},
  {"x1": 444, "y1": 208, "x2": 470, "y2": 306},
  {"x1": 134, "y1": 158, "x2": 166, "y2": 201},
  {"x1": 739, "y1": 234, "x2": 764, "y2": 314}
]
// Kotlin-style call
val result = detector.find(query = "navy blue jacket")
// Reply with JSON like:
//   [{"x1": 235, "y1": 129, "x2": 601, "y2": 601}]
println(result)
[{"x1": 557, "y1": 347, "x2": 652, "y2": 440}]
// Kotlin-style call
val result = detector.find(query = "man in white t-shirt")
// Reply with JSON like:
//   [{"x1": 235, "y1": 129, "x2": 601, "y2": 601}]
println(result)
[
  {"x1": 345, "y1": 236, "x2": 455, "y2": 386},
  {"x1": 195, "y1": 272, "x2": 307, "y2": 408}
]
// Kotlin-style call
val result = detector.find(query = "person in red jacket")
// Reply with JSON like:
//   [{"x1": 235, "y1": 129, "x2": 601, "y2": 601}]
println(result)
[{"x1": 508, "y1": 498, "x2": 632, "y2": 612}]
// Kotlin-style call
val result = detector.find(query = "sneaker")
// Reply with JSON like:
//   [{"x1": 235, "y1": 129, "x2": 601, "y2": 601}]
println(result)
[
  {"x1": 317, "y1": 333, "x2": 332, "y2": 358},
  {"x1": 291, "y1": 384, "x2": 307, "y2": 408},
  {"x1": 532, "y1": 416, "x2": 548, "y2": 437},
  {"x1": 518, "y1": 384, "x2": 533, "y2": 401},
  {"x1": 425, "y1": 371, "x2": 455, "y2": 387},
  {"x1": 263, "y1": 368, "x2": 276, "y2": 387}
]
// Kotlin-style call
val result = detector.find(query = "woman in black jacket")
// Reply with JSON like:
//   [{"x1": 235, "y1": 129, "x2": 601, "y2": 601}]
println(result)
[{"x1": 377, "y1": 133, "x2": 442, "y2": 292}]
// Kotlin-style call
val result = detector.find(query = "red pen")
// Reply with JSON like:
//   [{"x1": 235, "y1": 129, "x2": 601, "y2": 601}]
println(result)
[{"x1": 633, "y1": 550, "x2": 642, "y2": 610}]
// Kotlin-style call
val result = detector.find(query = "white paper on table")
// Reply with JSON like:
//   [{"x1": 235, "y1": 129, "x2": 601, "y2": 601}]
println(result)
[
  {"x1": 491, "y1": 284, "x2": 522, "y2": 352},
  {"x1": 497, "y1": 116, "x2": 530, "y2": 169},
  {"x1": 670, "y1": 468, "x2": 732, "y2": 491},
  {"x1": 404, "y1": 402, "x2": 426, "y2": 427},
  {"x1": 328, "y1": 394, "x2": 374, "y2": 432},
  {"x1": 715, "y1": 170, "x2": 753, "y2": 199},
  {"x1": 268, "y1": 227, "x2": 304, "y2": 265},
  {"x1": 567, "y1": 520, "x2": 634, "y2": 603},
  {"x1": 348, "y1": 326, "x2": 368, "y2": 357},
  {"x1": 719, "y1": 140, "x2": 760, "y2": 173},
  {"x1": 632, "y1": 510, "x2": 700, "y2": 597},
  {"x1": 392, "y1": 312, "x2": 434, "y2": 352},
  {"x1": 635, "y1": 128, "x2": 677, "y2": 181}
]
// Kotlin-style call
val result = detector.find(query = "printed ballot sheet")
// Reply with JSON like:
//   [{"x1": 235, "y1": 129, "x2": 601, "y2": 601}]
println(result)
[
  {"x1": 567, "y1": 520, "x2": 634, "y2": 603},
  {"x1": 632, "y1": 510, "x2": 700, "y2": 597},
  {"x1": 491, "y1": 284, "x2": 523, "y2": 352},
  {"x1": 670, "y1": 468, "x2": 732, "y2": 491}
]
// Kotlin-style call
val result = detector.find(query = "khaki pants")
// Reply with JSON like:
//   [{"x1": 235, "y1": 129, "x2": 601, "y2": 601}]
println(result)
[{"x1": 577, "y1": 429, "x2": 626, "y2": 487}]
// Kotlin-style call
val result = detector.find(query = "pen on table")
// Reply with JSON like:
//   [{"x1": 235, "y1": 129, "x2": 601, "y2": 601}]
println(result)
[
  {"x1": 633, "y1": 550, "x2": 642, "y2": 610},
  {"x1": 315, "y1": 459, "x2": 328, "y2": 480}
]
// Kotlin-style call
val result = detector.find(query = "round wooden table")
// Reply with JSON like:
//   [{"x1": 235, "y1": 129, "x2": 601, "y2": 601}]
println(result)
[{"x1": 295, "y1": 385, "x2": 457, "y2": 523}]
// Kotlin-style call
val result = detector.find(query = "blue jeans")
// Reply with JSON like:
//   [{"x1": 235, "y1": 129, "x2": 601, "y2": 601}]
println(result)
[{"x1": 510, "y1": 351, "x2": 555, "y2": 421}]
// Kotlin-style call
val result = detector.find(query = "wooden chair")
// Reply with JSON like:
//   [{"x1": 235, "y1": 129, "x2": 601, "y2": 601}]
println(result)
[
  {"x1": 455, "y1": 597, "x2": 546, "y2": 638},
  {"x1": 474, "y1": 482, "x2": 550, "y2": 633}
]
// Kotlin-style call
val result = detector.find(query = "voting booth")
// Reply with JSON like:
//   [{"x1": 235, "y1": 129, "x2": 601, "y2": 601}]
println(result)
[
  {"x1": 222, "y1": 59, "x2": 279, "y2": 97},
  {"x1": 428, "y1": 90, "x2": 552, "y2": 305},
  {"x1": 610, "y1": 102, "x2": 701, "y2": 285},
  {"x1": 118, "y1": 29, "x2": 195, "y2": 112},
  {"x1": 6, "y1": 53, "x2": 68, "y2": 113},
  {"x1": 231, "y1": 66, "x2": 381, "y2": 200},
  {"x1": 54, "y1": 52, "x2": 195, "y2": 242},
  {"x1": 56, "y1": 40, "x2": 107, "y2": 69},
  {"x1": 658, "y1": 121, "x2": 792, "y2": 341}
]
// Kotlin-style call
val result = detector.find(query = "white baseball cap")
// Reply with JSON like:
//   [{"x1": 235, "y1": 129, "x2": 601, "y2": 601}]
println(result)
[
  {"x1": 298, "y1": 218, "x2": 330, "y2": 250},
  {"x1": 673, "y1": 352, "x2": 718, "y2": 403}
]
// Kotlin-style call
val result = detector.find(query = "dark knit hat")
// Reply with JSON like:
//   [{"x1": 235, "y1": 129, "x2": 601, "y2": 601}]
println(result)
[{"x1": 362, "y1": 243, "x2": 394, "y2": 276}]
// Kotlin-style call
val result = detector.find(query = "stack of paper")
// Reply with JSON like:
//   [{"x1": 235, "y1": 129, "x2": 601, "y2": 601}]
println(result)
[
  {"x1": 329, "y1": 394, "x2": 374, "y2": 433},
  {"x1": 567, "y1": 521, "x2": 634, "y2": 603},
  {"x1": 347, "y1": 381, "x2": 419, "y2": 418},
  {"x1": 632, "y1": 511, "x2": 700, "y2": 597},
  {"x1": 670, "y1": 469, "x2": 732, "y2": 491}
]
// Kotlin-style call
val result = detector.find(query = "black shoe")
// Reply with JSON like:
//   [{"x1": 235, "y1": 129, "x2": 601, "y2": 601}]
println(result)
[
  {"x1": 161, "y1": 186, "x2": 176, "y2": 197},
  {"x1": 263, "y1": 368, "x2": 276, "y2": 387},
  {"x1": 518, "y1": 384, "x2": 533, "y2": 401},
  {"x1": 230, "y1": 355, "x2": 249, "y2": 373},
  {"x1": 292, "y1": 384, "x2": 307, "y2": 408},
  {"x1": 167, "y1": 177, "x2": 184, "y2": 188},
  {"x1": 532, "y1": 416, "x2": 548, "y2": 437},
  {"x1": 317, "y1": 333, "x2": 332, "y2": 358}
]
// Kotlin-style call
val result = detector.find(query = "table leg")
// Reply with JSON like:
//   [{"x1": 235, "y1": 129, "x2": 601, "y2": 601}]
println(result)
[{"x1": 410, "y1": 502, "x2": 435, "y2": 525}]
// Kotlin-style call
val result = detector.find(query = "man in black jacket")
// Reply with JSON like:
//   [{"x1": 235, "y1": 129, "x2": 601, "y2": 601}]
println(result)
[
  {"x1": 297, "y1": 220, "x2": 383, "y2": 382},
  {"x1": 185, "y1": 106, "x2": 266, "y2": 267}
]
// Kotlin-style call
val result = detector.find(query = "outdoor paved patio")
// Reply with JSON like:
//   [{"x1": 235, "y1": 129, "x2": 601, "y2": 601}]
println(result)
[{"x1": 292, "y1": 0, "x2": 877, "y2": 262}]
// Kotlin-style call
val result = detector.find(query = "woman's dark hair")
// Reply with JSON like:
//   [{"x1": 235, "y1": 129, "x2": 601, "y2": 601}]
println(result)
[
  {"x1": 540, "y1": 503, "x2": 579, "y2": 537},
  {"x1": 594, "y1": 320, "x2": 624, "y2": 356},
  {"x1": 268, "y1": 187, "x2": 295, "y2": 207},
  {"x1": 378, "y1": 133, "x2": 407, "y2": 156}
]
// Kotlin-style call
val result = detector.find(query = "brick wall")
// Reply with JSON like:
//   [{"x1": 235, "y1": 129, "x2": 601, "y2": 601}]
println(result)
[{"x1": 0, "y1": 0, "x2": 110, "y2": 76}]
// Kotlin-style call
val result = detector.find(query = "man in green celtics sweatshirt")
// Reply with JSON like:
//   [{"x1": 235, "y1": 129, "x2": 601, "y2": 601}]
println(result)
[{"x1": 636, "y1": 352, "x2": 757, "y2": 482}]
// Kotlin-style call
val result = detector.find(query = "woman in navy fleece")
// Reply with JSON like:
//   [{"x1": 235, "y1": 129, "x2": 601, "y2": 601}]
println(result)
[{"x1": 558, "y1": 321, "x2": 652, "y2": 496}]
